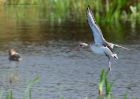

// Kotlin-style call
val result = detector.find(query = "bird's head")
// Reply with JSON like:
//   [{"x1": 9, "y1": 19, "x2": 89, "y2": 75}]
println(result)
[
  {"x1": 9, "y1": 48, "x2": 17, "y2": 55},
  {"x1": 112, "y1": 54, "x2": 118, "y2": 59},
  {"x1": 79, "y1": 42, "x2": 88, "y2": 48}
]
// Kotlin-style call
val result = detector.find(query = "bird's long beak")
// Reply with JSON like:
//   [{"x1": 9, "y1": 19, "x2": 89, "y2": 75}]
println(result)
[
  {"x1": 72, "y1": 46, "x2": 80, "y2": 51},
  {"x1": 72, "y1": 42, "x2": 88, "y2": 51},
  {"x1": 64, "y1": 46, "x2": 80, "y2": 53}
]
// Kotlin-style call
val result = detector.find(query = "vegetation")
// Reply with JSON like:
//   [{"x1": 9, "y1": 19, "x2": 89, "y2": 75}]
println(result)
[
  {"x1": 0, "y1": 0, "x2": 138, "y2": 43},
  {"x1": 97, "y1": 69, "x2": 114, "y2": 99},
  {"x1": 0, "y1": 75, "x2": 39, "y2": 99},
  {"x1": 0, "y1": 0, "x2": 138, "y2": 98},
  {"x1": 0, "y1": 70, "x2": 137, "y2": 99},
  {"x1": 1, "y1": 0, "x2": 139, "y2": 25},
  {"x1": 97, "y1": 69, "x2": 137, "y2": 99}
]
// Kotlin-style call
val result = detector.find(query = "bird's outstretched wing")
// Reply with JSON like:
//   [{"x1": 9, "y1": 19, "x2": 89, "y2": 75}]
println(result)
[
  {"x1": 87, "y1": 6, "x2": 106, "y2": 45},
  {"x1": 107, "y1": 42, "x2": 130, "y2": 51},
  {"x1": 87, "y1": 6, "x2": 130, "y2": 51},
  {"x1": 114, "y1": 44, "x2": 130, "y2": 50}
]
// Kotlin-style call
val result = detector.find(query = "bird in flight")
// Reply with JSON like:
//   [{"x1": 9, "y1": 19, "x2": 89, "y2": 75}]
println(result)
[{"x1": 76, "y1": 6, "x2": 129, "y2": 71}]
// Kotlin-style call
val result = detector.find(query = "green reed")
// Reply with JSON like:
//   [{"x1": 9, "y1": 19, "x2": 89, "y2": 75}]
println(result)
[
  {"x1": 98, "y1": 69, "x2": 114, "y2": 98},
  {"x1": 2, "y1": 0, "x2": 140, "y2": 25},
  {"x1": 23, "y1": 75, "x2": 39, "y2": 99},
  {"x1": 97, "y1": 69, "x2": 137, "y2": 99},
  {"x1": 0, "y1": 71, "x2": 137, "y2": 99},
  {"x1": 0, "y1": 75, "x2": 39, "y2": 99},
  {"x1": 4, "y1": 90, "x2": 12, "y2": 99}
]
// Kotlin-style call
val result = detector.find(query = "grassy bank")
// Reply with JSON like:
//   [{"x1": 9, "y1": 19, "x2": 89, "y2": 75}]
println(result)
[{"x1": 1, "y1": 0, "x2": 140, "y2": 25}]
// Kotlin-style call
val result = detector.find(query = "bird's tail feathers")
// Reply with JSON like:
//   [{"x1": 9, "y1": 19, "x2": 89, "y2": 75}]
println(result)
[{"x1": 112, "y1": 54, "x2": 118, "y2": 59}]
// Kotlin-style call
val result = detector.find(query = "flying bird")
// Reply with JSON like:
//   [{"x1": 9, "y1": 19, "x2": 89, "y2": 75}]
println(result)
[{"x1": 77, "y1": 6, "x2": 129, "y2": 71}]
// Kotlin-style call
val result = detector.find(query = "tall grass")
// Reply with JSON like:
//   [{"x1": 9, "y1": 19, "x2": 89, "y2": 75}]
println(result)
[
  {"x1": 23, "y1": 75, "x2": 39, "y2": 99},
  {"x1": 2, "y1": 0, "x2": 140, "y2": 25},
  {"x1": 0, "y1": 75, "x2": 39, "y2": 99},
  {"x1": 0, "y1": 71, "x2": 137, "y2": 99},
  {"x1": 97, "y1": 69, "x2": 137, "y2": 99},
  {"x1": 98, "y1": 69, "x2": 114, "y2": 98}
]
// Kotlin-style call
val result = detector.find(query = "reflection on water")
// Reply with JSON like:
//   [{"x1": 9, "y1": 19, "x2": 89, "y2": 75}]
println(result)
[
  {"x1": 0, "y1": 6, "x2": 140, "y2": 98},
  {"x1": 0, "y1": 6, "x2": 139, "y2": 45}
]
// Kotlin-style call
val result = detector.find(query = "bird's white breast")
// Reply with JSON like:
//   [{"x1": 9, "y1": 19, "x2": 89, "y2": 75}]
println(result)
[
  {"x1": 90, "y1": 44, "x2": 106, "y2": 55},
  {"x1": 90, "y1": 44, "x2": 117, "y2": 59}
]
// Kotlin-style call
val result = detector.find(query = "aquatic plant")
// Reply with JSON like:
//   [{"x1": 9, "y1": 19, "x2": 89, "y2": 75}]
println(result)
[
  {"x1": 0, "y1": 71, "x2": 138, "y2": 99},
  {"x1": 3, "y1": 0, "x2": 140, "y2": 25},
  {"x1": 98, "y1": 69, "x2": 105, "y2": 96},
  {"x1": 98, "y1": 69, "x2": 114, "y2": 98},
  {"x1": 0, "y1": 75, "x2": 39, "y2": 99},
  {"x1": 23, "y1": 75, "x2": 40, "y2": 99},
  {"x1": 97, "y1": 69, "x2": 138, "y2": 99},
  {"x1": 4, "y1": 90, "x2": 12, "y2": 99}
]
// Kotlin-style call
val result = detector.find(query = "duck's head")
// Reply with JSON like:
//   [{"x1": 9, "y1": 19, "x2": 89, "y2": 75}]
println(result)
[{"x1": 9, "y1": 49, "x2": 17, "y2": 55}]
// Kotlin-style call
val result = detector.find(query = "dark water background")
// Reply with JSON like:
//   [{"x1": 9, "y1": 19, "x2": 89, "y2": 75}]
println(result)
[{"x1": 0, "y1": 6, "x2": 140, "y2": 99}]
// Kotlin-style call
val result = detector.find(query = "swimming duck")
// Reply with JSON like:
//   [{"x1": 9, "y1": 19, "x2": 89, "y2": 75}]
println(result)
[{"x1": 9, "y1": 49, "x2": 21, "y2": 61}]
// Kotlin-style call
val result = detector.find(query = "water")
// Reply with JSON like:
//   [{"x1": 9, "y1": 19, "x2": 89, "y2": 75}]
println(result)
[{"x1": 0, "y1": 6, "x2": 140, "y2": 99}]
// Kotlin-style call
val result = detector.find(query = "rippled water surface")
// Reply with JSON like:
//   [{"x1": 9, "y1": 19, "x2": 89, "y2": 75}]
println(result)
[{"x1": 0, "y1": 6, "x2": 140, "y2": 99}]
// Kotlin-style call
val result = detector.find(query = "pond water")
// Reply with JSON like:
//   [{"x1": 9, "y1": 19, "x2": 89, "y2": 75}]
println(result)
[{"x1": 0, "y1": 6, "x2": 140, "y2": 99}]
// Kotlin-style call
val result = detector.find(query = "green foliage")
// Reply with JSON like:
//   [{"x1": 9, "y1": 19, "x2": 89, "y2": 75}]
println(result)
[
  {"x1": 98, "y1": 69, "x2": 105, "y2": 96},
  {"x1": 0, "y1": 75, "x2": 39, "y2": 99},
  {"x1": 98, "y1": 69, "x2": 114, "y2": 98},
  {"x1": 3, "y1": 0, "x2": 140, "y2": 25},
  {"x1": 0, "y1": 88, "x2": 3, "y2": 99},
  {"x1": 0, "y1": 71, "x2": 138, "y2": 99},
  {"x1": 4, "y1": 90, "x2": 12, "y2": 99},
  {"x1": 23, "y1": 75, "x2": 40, "y2": 99},
  {"x1": 123, "y1": 94, "x2": 128, "y2": 99},
  {"x1": 97, "y1": 69, "x2": 137, "y2": 99},
  {"x1": 59, "y1": 96, "x2": 64, "y2": 99}
]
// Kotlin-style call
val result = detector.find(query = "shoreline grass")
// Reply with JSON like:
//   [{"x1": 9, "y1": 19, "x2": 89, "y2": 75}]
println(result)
[{"x1": 1, "y1": 0, "x2": 140, "y2": 25}]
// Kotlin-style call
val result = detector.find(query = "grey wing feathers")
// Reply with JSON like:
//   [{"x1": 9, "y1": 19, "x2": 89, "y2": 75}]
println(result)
[
  {"x1": 107, "y1": 42, "x2": 130, "y2": 50},
  {"x1": 114, "y1": 44, "x2": 130, "y2": 50},
  {"x1": 87, "y1": 6, "x2": 106, "y2": 45},
  {"x1": 87, "y1": 6, "x2": 130, "y2": 51}
]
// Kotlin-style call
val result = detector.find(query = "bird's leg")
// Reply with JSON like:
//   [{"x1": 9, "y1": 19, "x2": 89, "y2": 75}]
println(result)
[
  {"x1": 107, "y1": 56, "x2": 111, "y2": 72},
  {"x1": 108, "y1": 59, "x2": 111, "y2": 71},
  {"x1": 105, "y1": 53, "x2": 111, "y2": 72}
]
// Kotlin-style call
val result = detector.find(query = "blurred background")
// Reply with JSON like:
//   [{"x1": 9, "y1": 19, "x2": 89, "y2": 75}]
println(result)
[
  {"x1": 0, "y1": 0, "x2": 140, "y2": 99},
  {"x1": 0, "y1": 0, "x2": 139, "y2": 44}
]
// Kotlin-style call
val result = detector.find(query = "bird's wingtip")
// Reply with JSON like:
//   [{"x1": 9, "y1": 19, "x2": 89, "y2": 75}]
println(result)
[
  {"x1": 115, "y1": 44, "x2": 130, "y2": 50},
  {"x1": 87, "y1": 5, "x2": 91, "y2": 11},
  {"x1": 86, "y1": 5, "x2": 92, "y2": 16}
]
